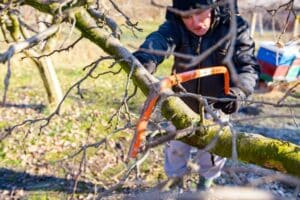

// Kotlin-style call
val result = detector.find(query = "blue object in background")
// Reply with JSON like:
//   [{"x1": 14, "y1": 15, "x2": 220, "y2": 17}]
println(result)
[{"x1": 257, "y1": 47, "x2": 296, "y2": 66}]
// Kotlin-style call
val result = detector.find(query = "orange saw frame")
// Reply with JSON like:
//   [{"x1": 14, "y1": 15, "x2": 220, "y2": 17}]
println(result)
[{"x1": 128, "y1": 66, "x2": 230, "y2": 158}]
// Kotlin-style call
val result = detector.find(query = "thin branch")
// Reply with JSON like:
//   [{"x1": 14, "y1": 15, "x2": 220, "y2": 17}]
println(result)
[
  {"x1": 277, "y1": 82, "x2": 300, "y2": 104},
  {"x1": 221, "y1": 0, "x2": 240, "y2": 89},
  {"x1": 88, "y1": 7, "x2": 121, "y2": 39},
  {"x1": 0, "y1": 56, "x2": 114, "y2": 141},
  {"x1": 18, "y1": 17, "x2": 39, "y2": 34},
  {"x1": 248, "y1": 172, "x2": 300, "y2": 187},
  {"x1": 203, "y1": 96, "x2": 300, "y2": 108},
  {"x1": 229, "y1": 123, "x2": 238, "y2": 164},
  {"x1": 166, "y1": 1, "x2": 226, "y2": 18},
  {"x1": 0, "y1": 22, "x2": 11, "y2": 43},
  {"x1": 275, "y1": 0, "x2": 294, "y2": 43},
  {"x1": 34, "y1": 35, "x2": 83, "y2": 59},
  {"x1": 71, "y1": 147, "x2": 87, "y2": 198},
  {"x1": 89, "y1": 59, "x2": 123, "y2": 79},
  {"x1": 231, "y1": 114, "x2": 300, "y2": 124},
  {"x1": 1, "y1": 54, "x2": 12, "y2": 106},
  {"x1": 0, "y1": 24, "x2": 59, "y2": 63},
  {"x1": 107, "y1": 59, "x2": 136, "y2": 128},
  {"x1": 59, "y1": 17, "x2": 76, "y2": 48},
  {"x1": 47, "y1": 125, "x2": 132, "y2": 165},
  {"x1": 150, "y1": 0, "x2": 167, "y2": 9},
  {"x1": 184, "y1": 34, "x2": 231, "y2": 69},
  {"x1": 108, "y1": 0, "x2": 142, "y2": 32},
  {"x1": 138, "y1": 45, "x2": 194, "y2": 62},
  {"x1": 97, "y1": 151, "x2": 149, "y2": 199}
]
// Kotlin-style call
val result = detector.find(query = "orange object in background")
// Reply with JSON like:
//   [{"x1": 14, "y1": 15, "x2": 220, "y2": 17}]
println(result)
[{"x1": 128, "y1": 66, "x2": 230, "y2": 158}]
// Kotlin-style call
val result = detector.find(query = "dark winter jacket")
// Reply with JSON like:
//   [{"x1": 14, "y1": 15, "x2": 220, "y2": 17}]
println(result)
[{"x1": 133, "y1": 10, "x2": 260, "y2": 113}]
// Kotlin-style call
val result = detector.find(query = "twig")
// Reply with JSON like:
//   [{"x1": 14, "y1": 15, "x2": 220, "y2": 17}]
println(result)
[
  {"x1": 138, "y1": 46, "x2": 194, "y2": 61},
  {"x1": 88, "y1": 7, "x2": 121, "y2": 39},
  {"x1": 0, "y1": 23, "x2": 11, "y2": 43},
  {"x1": 89, "y1": 59, "x2": 123, "y2": 79},
  {"x1": 52, "y1": 125, "x2": 132, "y2": 164},
  {"x1": 142, "y1": 125, "x2": 194, "y2": 152},
  {"x1": 185, "y1": 34, "x2": 231, "y2": 69},
  {"x1": 229, "y1": 123, "x2": 238, "y2": 164},
  {"x1": 34, "y1": 36, "x2": 83, "y2": 59},
  {"x1": 248, "y1": 173, "x2": 300, "y2": 187},
  {"x1": 1, "y1": 56, "x2": 12, "y2": 106},
  {"x1": 97, "y1": 151, "x2": 149, "y2": 199},
  {"x1": 277, "y1": 82, "x2": 300, "y2": 104},
  {"x1": 18, "y1": 17, "x2": 39, "y2": 34},
  {"x1": 0, "y1": 56, "x2": 114, "y2": 141},
  {"x1": 166, "y1": 1, "x2": 226, "y2": 18},
  {"x1": 0, "y1": 24, "x2": 59, "y2": 63},
  {"x1": 203, "y1": 96, "x2": 300, "y2": 108},
  {"x1": 108, "y1": 0, "x2": 142, "y2": 32},
  {"x1": 59, "y1": 17, "x2": 76, "y2": 48},
  {"x1": 275, "y1": 0, "x2": 294, "y2": 43},
  {"x1": 107, "y1": 59, "x2": 136, "y2": 128},
  {"x1": 71, "y1": 148, "x2": 87, "y2": 198},
  {"x1": 231, "y1": 114, "x2": 300, "y2": 123},
  {"x1": 221, "y1": 0, "x2": 240, "y2": 91},
  {"x1": 150, "y1": 0, "x2": 167, "y2": 9}
]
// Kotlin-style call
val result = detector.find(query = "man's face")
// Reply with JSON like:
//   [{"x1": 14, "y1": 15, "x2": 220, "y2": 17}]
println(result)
[{"x1": 181, "y1": 9, "x2": 212, "y2": 36}]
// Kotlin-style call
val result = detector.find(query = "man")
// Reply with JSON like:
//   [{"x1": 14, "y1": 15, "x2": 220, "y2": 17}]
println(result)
[{"x1": 133, "y1": 0, "x2": 260, "y2": 190}]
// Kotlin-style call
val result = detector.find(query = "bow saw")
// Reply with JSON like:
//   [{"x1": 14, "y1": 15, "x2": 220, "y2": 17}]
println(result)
[{"x1": 128, "y1": 66, "x2": 230, "y2": 158}]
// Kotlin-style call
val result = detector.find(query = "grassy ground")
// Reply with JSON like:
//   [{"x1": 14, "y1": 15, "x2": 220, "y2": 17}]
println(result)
[
  {"x1": 0, "y1": 20, "x2": 174, "y2": 199},
  {"x1": 0, "y1": 19, "x2": 299, "y2": 199}
]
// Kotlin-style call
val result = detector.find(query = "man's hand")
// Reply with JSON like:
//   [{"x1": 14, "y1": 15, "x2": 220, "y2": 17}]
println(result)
[{"x1": 213, "y1": 87, "x2": 246, "y2": 114}]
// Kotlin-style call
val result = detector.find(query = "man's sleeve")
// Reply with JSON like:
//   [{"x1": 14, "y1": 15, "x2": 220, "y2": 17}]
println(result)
[
  {"x1": 133, "y1": 21, "x2": 181, "y2": 74},
  {"x1": 233, "y1": 16, "x2": 261, "y2": 96}
]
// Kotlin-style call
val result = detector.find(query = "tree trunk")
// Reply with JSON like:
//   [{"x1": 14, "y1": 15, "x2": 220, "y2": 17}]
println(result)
[
  {"x1": 7, "y1": 12, "x2": 62, "y2": 105},
  {"x1": 258, "y1": 13, "x2": 264, "y2": 36},
  {"x1": 250, "y1": 12, "x2": 257, "y2": 37},
  {"x1": 23, "y1": 2, "x2": 300, "y2": 177},
  {"x1": 293, "y1": 15, "x2": 300, "y2": 38},
  {"x1": 38, "y1": 16, "x2": 63, "y2": 105}
]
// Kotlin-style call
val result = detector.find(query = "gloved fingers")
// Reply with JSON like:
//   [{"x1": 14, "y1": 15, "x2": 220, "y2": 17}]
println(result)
[
  {"x1": 213, "y1": 102, "x2": 223, "y2": 109},
  {"x1": 230, "y1": 87, "x2": 246, "y2": 100},
  {"x1": 213, "y1": 95, "x2": 236, "y2": 109},
  {"x1": 221, "y1": 102, "x2": 237, "y2": 114}
]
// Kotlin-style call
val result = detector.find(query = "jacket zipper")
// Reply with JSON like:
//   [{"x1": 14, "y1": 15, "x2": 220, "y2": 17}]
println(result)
[
  {"x1": 196, "y1": 37, "x2": 202, "y2": 55},
  {"x1": 196, "y1": 37, "x2": 202, "y2": 95}
]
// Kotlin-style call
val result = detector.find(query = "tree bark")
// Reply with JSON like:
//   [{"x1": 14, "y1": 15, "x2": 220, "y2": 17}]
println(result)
[
  {"x1": 258, "y1": 13, "x2": 264, "y2": 36},
  {"x1": 22, "y1": 2, "x2": 300, "y2": 177},
  {"x1": 250, "y1": 12, "x2": 257, "y2": 37},
  {"x1": 293, "y1": 15, "x2": 300, "y2": 38},
  {"x1": 6, "y1": 12, "x2": 63, "y2": 105},
  {"x1": 38, "y1": 16, "x2": 63, "y2": 105}
]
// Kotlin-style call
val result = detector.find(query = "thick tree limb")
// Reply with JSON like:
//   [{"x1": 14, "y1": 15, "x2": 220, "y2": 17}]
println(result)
[
  {"x1": 73, "y1": 8, "x2": 300, "y2": 177},
  {"x1": 22, "y1": 2, "x2": 300, "y2": 177}
]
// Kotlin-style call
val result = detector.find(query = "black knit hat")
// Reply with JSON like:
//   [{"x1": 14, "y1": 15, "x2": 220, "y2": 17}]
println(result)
[{"x1": 172, "y1": 0, "x2": 215, "y2": 11}]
